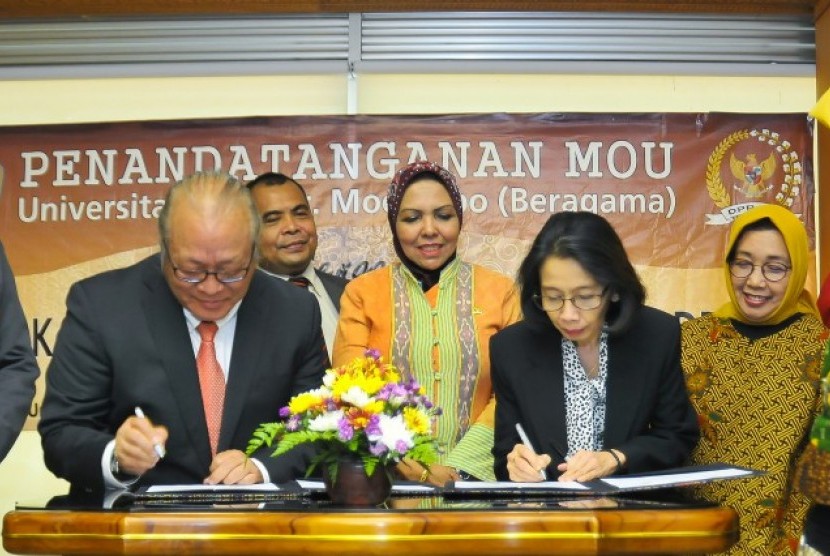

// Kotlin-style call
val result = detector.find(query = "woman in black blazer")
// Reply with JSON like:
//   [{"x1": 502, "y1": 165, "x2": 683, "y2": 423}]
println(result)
[{"x1": 491, "y1": 212, "x2": 698, "y2": 482}]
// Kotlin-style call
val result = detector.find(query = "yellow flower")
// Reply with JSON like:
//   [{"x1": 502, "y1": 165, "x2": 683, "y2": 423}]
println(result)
[
  {"x1": 289, "y1": 391, "x2": 323, "y2": 414},
  {"x1": 331, "y1": 374, "x2": 375, "y2": 397},
  {"x1": 328, "y1": 359, "x2": 400, "y2": 397},
  {"x1": 363, "y1": 400, "x2": 385, "y2": 415},
  {"x1": 403, "y1": 406, "x2": 431, "y2": 435}
]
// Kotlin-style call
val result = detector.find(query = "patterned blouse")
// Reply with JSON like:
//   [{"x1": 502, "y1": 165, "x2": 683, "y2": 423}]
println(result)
[
  {"x1": 681, "y1": 314, "x2": 827, "y2": 554},
  {"x1": 562, "y1": 331, "x2": 609, "y2": 455}
]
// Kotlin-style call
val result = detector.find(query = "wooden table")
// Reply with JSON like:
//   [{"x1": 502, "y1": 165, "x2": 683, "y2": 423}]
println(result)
[{"x1": 3, "y1": 498, "x2": 737, "y2": 555}]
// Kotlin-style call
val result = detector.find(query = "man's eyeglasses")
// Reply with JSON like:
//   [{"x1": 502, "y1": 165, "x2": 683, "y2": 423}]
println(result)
[
  {"x1": 728, "y1": 259, "x2": 791, "y2": 283},
  {"x1": 532, "y1": 288, "x2": 608, "y2": 312},
  {"x1": 164, "y1": 240, "x2": 255, "y2": 285}
]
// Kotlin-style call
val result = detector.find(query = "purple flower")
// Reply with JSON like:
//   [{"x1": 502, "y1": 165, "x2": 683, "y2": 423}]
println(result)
[
  {"x1": 365, "y1": 348, "x2": 381, "y2": 360},
  {"x1": 377, "y1": 383, "x2": 407, "y2": 402},
  {"x1": 286, "y1": 415, "x2": 301, "y2": 432},
  {"x1": 395, "y1": 439, "x2": 410, "y2": 454},
  {"x1": 366, "y1": 414, "x2": 381, "y2": 436},
  {"x1": 337, "y1": 418, "x2": 354, "y2": 441},
  {"x1": 369, "y1": 442, "x2": 388, "y2": 456},
  {"x1": 278, "y1": 406, "x2": 291, "y2": 418}
]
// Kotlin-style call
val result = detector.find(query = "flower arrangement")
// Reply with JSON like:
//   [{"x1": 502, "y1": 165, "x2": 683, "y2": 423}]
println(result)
[
  {"x1": 247, "y1": 349, "x2": 440, "y2": 480},
  {"x1": 810, "y1": 342, "x2": 830, "y2": 452},
  {"x1": 794, "y1": 339, "x2": 830, "y2": 507}
]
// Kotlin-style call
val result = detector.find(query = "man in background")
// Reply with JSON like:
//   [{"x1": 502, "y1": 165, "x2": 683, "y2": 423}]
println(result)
[
  {"x1": 39, "y1": 172, "x2": 327, "y2": 495},
  {"x1": 247, "y1": 172, "x2": 347, "y2": 359},
  {"x1": 0, "y1": 240, "x2": 39, "y2": 463}
]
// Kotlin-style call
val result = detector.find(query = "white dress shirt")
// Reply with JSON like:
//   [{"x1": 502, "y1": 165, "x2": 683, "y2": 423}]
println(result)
[{"x1": 265, "y1": 266, "x2": 339, "y2": 361}]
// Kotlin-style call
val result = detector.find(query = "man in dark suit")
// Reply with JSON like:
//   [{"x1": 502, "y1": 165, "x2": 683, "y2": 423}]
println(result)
[
  {"x1": 39, "y1": 172, "x2": 328, "y2": 495},
  {"x1": 0, "y1": 240, "x2": 39, "y2": 463},
  {"x1": 246, "y1": 172, "x2": 348, "y2": 359}
]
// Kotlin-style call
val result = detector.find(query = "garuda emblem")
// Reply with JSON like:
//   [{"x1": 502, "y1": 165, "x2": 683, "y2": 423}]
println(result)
[
  {"x1": 729, "y1": 152, "x2": 776, "y2": 199},
  {"x1": 704, "y1": 129, "x2": 801, "y2": 224}
]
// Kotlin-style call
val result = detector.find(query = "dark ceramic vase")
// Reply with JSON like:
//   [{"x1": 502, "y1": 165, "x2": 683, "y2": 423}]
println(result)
[{"x1": 323, "y1": 456, "x2": 391, "y2": 506}]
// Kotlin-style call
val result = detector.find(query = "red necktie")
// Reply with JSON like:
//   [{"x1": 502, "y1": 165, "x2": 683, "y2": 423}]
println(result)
[
  {"x1": 196, "y1": 321, "x2": 225, "y2": 456},
  {"x1": 289, "y1": 275, "x2": 311, "y2": 288}
]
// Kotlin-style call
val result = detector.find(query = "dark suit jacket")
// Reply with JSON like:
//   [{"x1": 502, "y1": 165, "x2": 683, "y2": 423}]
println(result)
[
  {"x1": 0, "y1": 241, "x2": 39, "y2": 462},
  {"x1": 491, "y1": 305, "x2": 698, "y2": 481},
  {"x1": 314, "y1": 268, "x2": 348, "y2": 312},
  {"x1": 39, "y1": 255, "x2": 328, "y2": 494}
]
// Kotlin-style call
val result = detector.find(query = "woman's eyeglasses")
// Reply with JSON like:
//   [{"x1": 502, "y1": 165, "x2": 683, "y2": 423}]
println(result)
[
  {"x1": 532, "y1": 288, "x2": 608, "y2": 312},
  {"x1": 728, "y1": 259, "x2": 790, "y2": 282}
]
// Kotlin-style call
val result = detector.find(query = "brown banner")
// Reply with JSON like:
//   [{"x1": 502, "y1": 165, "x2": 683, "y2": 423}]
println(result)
[{"x1": 0, "y1": 112, "x2": 814, "y2": 427}]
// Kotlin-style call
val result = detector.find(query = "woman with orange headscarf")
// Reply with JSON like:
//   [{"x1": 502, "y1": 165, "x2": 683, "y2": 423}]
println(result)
[{"x1": 682, "y1": 203, "x2": 827, "y2": 554}]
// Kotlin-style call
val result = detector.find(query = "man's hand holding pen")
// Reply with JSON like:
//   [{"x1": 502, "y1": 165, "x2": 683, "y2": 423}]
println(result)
[
  {"x1": 506, "y1": 443, "x2": 552, "y2": 482},
  {"x1": 114, "y1": 412, "x2": 168, "y2": 477}
]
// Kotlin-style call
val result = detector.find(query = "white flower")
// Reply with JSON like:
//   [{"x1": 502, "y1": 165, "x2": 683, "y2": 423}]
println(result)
[
  {"x1": 308, "y1": 410, "x2": 344, "y2": 432},
  {"x1": 369, "y1": 414, "x2": 414, "y2": 453},
  {"x1": 341, "y1": 386, "x2": 372, "y2": 408}
]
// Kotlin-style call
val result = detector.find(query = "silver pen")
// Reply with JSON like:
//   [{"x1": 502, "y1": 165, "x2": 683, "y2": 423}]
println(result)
[
  {"x1": 135, "y1": 406, "x2": 166, "y2": 459},
  {"x1": 515, "y1": 422, "x2": 547, "y2": 480}
]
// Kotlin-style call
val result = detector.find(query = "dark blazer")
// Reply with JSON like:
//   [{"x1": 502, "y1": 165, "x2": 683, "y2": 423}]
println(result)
[
  {"x1": 39, "y1": 255, "x2": 328, "y2": 494},
  {"x1": 491, "y1": 305, "x2": 698, "y2": 481},
  {"x1": 315, "y1": 268, "x2": 348, "y2": 312},
  {"x1": 0, "y1": 241, "x2": 39, "y2": 462}
]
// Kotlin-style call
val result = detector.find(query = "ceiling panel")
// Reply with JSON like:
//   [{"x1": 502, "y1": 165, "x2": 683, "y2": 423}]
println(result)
[{"x1": 0, "y1": 0, "x2": 819, "y2": 19}]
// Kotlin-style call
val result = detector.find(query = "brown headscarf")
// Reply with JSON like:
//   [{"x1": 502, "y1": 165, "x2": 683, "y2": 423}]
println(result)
[
  {"x1": 387, "y1": 161, "x2": 464, "y2": 290},
  {"x1": 714, "y1": 203, "x2": 819, "y2": 325}
]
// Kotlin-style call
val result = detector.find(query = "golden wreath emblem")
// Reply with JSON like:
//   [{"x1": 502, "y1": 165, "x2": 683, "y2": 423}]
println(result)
[{"x1": 704, "y1": 129, "x2": 802, "y2": 225}]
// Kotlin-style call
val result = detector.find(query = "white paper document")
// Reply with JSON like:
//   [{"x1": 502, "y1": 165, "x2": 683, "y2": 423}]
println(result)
[
  {"x1": 145, "y1": 482, "x2": 280, "y2": 493},
  {"x1": 296, "y1": 479, "x2": 434, "y2": 493},
  {"x1": 600, "y1": 466, "x2": 755, "y2": 490},
  {"x1": 442, "y1": 464, "x2": 761, "y2": 498},
  {"x1": 453, "y1": 480, "x2": 588, "y2": 491}
]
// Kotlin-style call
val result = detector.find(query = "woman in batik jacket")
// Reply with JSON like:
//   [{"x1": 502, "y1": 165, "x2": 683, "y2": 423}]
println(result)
[{"x1": 682, "y1": 203, "x2": 827, "y2": 554}]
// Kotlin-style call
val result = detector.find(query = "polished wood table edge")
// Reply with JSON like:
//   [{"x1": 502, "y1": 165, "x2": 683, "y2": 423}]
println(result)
[{"x1": 3, "y1": 505, "x2": 739, "y2": 555}]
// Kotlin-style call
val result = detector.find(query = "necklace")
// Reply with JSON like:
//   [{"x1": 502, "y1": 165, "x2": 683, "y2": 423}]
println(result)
[
  {"x1": 579, "y1": 352, "x2": 600, "y2": 379},
  {"x1": 576, "y1": 342, "x2": 600, "y2": 379},
  {"x1": 583, "y1": 361, "x2": 600, "y2": 379}
]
